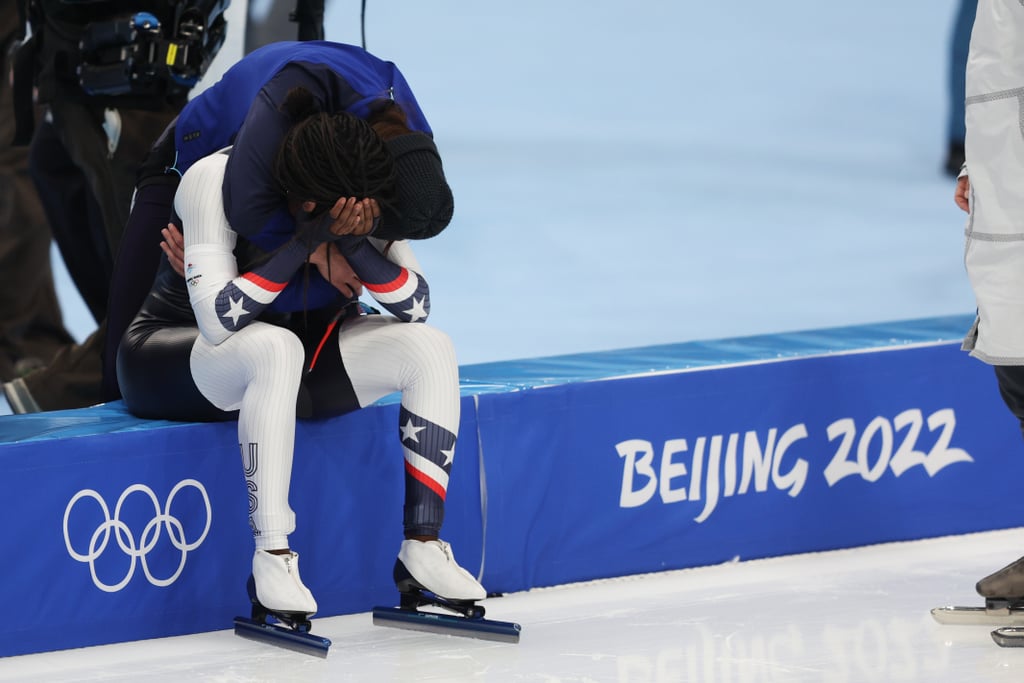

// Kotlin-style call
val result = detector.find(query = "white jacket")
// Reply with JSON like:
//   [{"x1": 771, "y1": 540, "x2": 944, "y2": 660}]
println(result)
[{"x1": 962, "y1": 0, "x2": 1024, "y2": 363}]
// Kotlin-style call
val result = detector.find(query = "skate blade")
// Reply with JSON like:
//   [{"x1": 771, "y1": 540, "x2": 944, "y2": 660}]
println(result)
[
  {"x1": 931, "y1": 606, "x2": 1024, "y2": 627},
  {"x1": 371, "y1": 606, "x2": 521, "y2": 643},
  {"x1": 233, "y1": 616, "x2": 331, "y2": 657},
  {"x1": 992, "y1": 627, "x2": 1024, "y2": 647}
]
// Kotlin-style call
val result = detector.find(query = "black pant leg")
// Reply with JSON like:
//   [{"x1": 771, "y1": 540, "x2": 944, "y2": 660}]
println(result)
[
  {"x1": 118, "y1": 321, "x2": 234, "y2": 423},
  {"x1": 102, "y1": 177, "x2": 179, "y2": 401},
  {"x1": 994, "y1": 365, "x2": 1024, "y2": 438},
  {"x1": 28, "y1": 118, "x2": 109, "y2": 323},
  {"x1": 0, "y1": 24, "x2": 74, "y2": 379},
  {"x1": 25, "y1": 98, "x2": 181, "y2": 409}
]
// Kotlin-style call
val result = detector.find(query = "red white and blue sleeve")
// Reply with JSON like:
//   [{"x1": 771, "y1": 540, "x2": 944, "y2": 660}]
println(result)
[
  {"x1": 337, "y1": 236, "x2": 430, "y2": 322},
  {"x1": 177, "y1": 153, "x2": 311, "y2": 345}
]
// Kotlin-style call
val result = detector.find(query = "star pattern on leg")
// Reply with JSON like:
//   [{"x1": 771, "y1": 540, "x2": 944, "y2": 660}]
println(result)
[{"x1": 401, "y1": 419, "x2": 426, "y2": 444}]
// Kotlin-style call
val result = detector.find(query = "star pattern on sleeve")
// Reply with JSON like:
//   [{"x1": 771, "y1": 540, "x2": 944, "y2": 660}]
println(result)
[
  {"x1": 223, "y1": 296, "x2": 250, "y2": 326},
  {"x1": 403, "y1": 296, "x2": 429, "y2": 322}
]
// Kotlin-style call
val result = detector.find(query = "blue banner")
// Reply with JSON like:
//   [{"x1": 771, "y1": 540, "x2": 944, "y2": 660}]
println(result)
[
  {"x1": 0, "y1": 401, "x2": 484, "y2": 657},
  {"x1": 2, "y1": 317, "x2": 1021, "y2": 656},
  {"x1": 477, "y1": 343, "x2": 1024, "y2": 589}
]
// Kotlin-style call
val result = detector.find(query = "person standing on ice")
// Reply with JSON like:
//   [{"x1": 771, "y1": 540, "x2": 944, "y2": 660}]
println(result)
[
  {"x1": 116, "y1": 69, "x2": 484, "y2": 623},
  {"x1": 954, "y1": 0, "x2": 1024, "y2": 599}
]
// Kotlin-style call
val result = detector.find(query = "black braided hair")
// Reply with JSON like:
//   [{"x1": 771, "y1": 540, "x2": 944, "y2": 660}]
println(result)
[
  {"x1": 273, "y1": 87, "x2": 397, "y2": 212},
  {"x1": 366, "y1": 99, "x2": 411, "y2": 142}
]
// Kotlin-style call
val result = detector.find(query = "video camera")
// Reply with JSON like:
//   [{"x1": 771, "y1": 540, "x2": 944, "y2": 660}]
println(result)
[{"x1": 76, "y1": 0, "x2": 229, "y2": 97}]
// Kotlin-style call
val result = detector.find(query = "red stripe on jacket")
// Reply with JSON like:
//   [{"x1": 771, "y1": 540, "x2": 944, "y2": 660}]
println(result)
[
  {"x1": 242, "y1": 272, "x2": 288, "y2": 293},
  {"x1": 363, "y1": 268, "x2": 409, "y2": 294}
]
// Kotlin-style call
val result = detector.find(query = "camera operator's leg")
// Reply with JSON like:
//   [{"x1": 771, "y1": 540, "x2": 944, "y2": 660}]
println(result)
[{"x1": 0, "y1": 23, "x2": 73, "y2": 381}]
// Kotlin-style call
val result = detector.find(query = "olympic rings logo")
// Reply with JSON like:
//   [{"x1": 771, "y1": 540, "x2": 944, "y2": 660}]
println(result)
[{"x1": 62, "y1": 480, "x2": 212, "y2": 593}]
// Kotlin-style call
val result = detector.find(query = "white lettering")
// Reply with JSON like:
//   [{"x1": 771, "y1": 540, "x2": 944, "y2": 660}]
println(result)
[
  {"x1": 924, "y1": 408, "x2": 973, "y2": 475},
  {"x1": 857, "y1": 416, "x2": 892, "y2": 482},
  {"x1": 889, "y1": 409, "x2": 927, "y2": 476},
  {"x1": 616, "y1": 439, "x2": 658, "y2": 507},
  {"x1": 773, "y1": 423, "x2": 809, "y2": 497},
  {"x1": 695, "y1": 435, "x2": 723, "y2": 523},
  {"x1": 723, "y1": 432, "x2": 739, "y2": 498},
  {"x1": 659, "y1": 439, "x2": 689, "y2": 504},
  {"x1": 616, "y1": 407, "x2": 972, "y2": 518},
  {"x1": 740, "y1": 429, "x2": 776, "y2": 494}
]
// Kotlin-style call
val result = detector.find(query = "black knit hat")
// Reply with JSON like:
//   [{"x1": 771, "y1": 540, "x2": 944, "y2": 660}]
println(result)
[{"x1": 376, "y1": 133, "x2": 454, "y2": 240}]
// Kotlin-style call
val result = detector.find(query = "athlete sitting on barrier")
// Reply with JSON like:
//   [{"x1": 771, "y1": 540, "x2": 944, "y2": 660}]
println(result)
[
  {"x1": 116, "y1": 86, "x2": 485, "y2": 629},
  {"x1": 103, "y1": 39, "x2": 457, "y2": 404}
]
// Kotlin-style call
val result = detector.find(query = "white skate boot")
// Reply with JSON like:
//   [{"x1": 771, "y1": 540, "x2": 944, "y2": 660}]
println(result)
[
  {"x1": 396, "y1": 539, "x2": 486, "y2": 602},
  {"x1": 374, "y1": 539, "x2": 520, "y2": 642},
  {"x1": 252, "y1": 549, "x2": 318, "y2": 616},
  {"x1": 235, "y1": 550, "x2": 331, "y2": 656}
]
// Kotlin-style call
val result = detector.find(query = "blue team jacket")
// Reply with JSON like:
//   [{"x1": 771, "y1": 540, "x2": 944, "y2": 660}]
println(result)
[{"x1": 173, "y1": 41, "x2": 431, "y2": 311}]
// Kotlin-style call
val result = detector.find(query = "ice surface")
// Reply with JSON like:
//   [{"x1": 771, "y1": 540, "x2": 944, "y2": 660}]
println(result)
[{"x1": 3, "y1": 529, "x2": 1024, "y2": 682}]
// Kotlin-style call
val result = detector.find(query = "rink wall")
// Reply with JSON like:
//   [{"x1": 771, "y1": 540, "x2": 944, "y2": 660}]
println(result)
[{"x1": 2, "y1": 314, "x2": 1023, "y2": 656}]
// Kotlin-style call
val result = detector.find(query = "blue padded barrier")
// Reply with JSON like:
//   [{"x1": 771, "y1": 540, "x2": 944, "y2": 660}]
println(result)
[{"x1": 1, "y1": 313, "x2": 1021, "y2": 656}]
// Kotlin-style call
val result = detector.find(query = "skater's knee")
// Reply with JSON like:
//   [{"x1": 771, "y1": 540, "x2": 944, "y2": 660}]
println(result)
[
  {"x1": 245, "y1": 325, "x2": 305, "y2": 376},
  {"x1": 402, "y1": 325, "x2": 456, "y2": 368}
]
